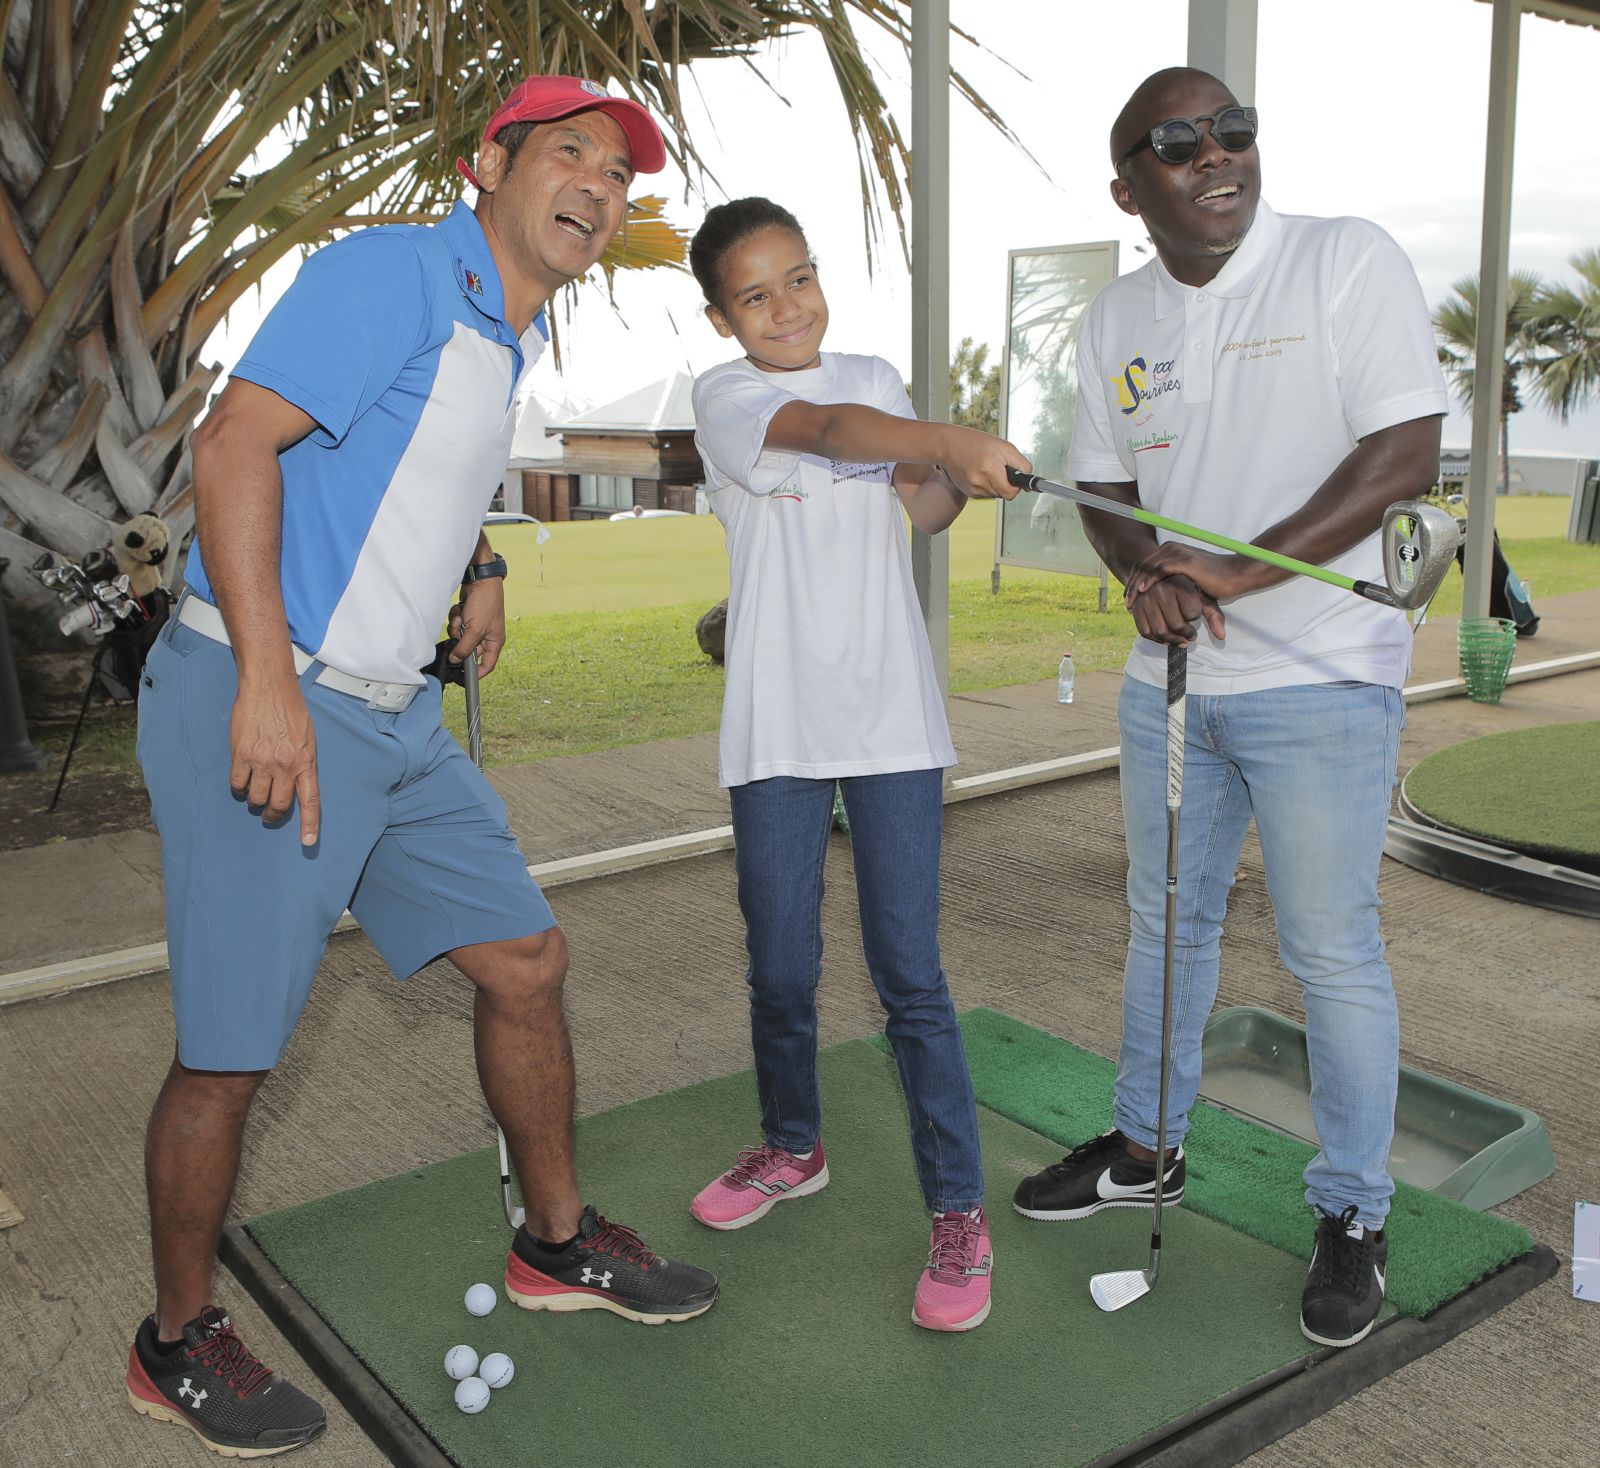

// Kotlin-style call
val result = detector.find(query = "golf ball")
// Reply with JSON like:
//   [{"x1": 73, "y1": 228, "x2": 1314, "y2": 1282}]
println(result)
[
  {"x1": 454, "y1": 1376, "x2": 491, "y2": 1414},
  {"x1": 479, "y1": 1352, "x2": 514, "y2": 1389},
  {"x1": 444, "y1": 1345, "x2": 479, "y2": 1381},
  {"x1": 464, "y1": 1283, "x2": 497, "y2": 1317}
]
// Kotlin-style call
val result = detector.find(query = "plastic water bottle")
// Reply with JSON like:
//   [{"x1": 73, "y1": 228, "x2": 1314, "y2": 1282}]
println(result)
[{"x1": 1057, "y1": 653, "x2": 1076, "y2": 705}]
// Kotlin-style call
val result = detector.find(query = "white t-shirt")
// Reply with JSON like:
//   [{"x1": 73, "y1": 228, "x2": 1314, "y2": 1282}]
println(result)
[
  {"x1": 693, "y1": 352, "x2": 956, "y2": 789},
  {"x1": 1068, "y1": 201, "x2": 1449, "y2": 695}
]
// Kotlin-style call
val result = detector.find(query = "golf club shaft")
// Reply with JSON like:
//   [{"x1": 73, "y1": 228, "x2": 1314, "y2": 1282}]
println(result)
[
  {"x1": 1006, "y1": 469, "x2": 1397, "y2": 608},
  {"x1": 1152, "y1": 642, "x2": 1184, "y2": 1283}
]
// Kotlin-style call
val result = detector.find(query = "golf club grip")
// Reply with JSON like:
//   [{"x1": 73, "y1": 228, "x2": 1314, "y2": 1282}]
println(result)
[{"x1": 1165, "y1": 643, "x2": 1186, "y2": 810}]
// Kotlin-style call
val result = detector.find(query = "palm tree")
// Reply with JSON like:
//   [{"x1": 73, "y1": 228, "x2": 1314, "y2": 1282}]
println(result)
[
  {"x1": 1531, "y1": 249, "x2": 1600, "y2": 423},
  {"x1": 0, "y1": 2, "x2": 1019, "y2": 646},
  {"x1": 1433, "y1": 270, "x2": 1548, "y2": 498}
]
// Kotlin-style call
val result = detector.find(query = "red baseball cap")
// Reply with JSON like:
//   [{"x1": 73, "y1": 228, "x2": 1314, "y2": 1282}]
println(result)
[{"x1": 457, "y1": 76, "x2": 667, "y2": 187}]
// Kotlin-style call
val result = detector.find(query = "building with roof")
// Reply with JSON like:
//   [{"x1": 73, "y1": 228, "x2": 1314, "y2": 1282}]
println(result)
[{"x1": 501, "y1": 372, "x2": 705, "y2": 522}]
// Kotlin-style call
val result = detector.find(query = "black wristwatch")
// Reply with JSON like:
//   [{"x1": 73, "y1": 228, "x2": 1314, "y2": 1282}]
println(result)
[{"x1": 463, "y1": 555, "x2": 508, "y2": 583}]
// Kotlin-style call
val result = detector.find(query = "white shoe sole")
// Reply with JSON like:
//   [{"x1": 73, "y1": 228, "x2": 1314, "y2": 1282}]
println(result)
[
  {"x1": 129, "y1": 1389, "x2": 315, "y2": 1458},
  {"x1": 1299, "y1": 1313, "x2": 1378, "y2": 1348},
  {"x1": 913, "y1": 1294, "x2": 992, "y2": 1333},
  {"x1": 1013, "y1": 1188, "x2": 1183, "y2": 1222},
  {"x1": 504, "y1": 1285, "x2": 716, "y2": 1325},
  {"x1": 691, "y1": 1163, "x2": 831, "y2": 1231}
]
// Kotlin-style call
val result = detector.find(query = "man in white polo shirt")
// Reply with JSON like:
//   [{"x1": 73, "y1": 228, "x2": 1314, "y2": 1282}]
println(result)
[{"x1": 1012, "y1": 66, "x2": 1446, "y2": 1349}]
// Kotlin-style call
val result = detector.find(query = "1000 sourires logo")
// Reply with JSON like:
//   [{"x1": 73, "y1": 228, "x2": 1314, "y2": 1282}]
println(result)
[{"x1": 1112, "y1": 355, "x2": 1181, "y2": 428}]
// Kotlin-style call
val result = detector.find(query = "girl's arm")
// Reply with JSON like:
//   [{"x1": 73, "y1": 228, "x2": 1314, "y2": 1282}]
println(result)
[
  {"x1": 765, "y1": 401, "x2": 1030, "y2": 501},
  {"x1": 892, "y1": 463, "x2": 967, "y2": 534}
]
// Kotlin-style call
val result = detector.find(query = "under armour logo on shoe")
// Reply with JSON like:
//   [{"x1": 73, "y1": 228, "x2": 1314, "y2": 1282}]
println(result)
[
  {"x1": 580, "y1": 1267, "x2": 613, "y2": 1288},
  {"x1": 178, "y1": 1379, "x2": 208, "y2": 1407}
]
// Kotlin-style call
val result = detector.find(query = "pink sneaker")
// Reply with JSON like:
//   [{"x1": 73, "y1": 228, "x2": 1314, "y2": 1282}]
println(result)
[
  {"x1": 913, "y1": 1208, "x2": 993, "y2": 1332},
  {"x1": 690, "y1": 1142, "x2": 829, "y2": 1230}
]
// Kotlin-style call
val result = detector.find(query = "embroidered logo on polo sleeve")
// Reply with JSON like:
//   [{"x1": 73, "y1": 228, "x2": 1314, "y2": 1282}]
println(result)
[{"x1": 464, "y1": 270, "x2": 484, "y2": 295}]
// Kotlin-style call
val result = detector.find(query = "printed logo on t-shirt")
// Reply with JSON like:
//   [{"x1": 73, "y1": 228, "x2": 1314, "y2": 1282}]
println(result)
[
  {"x1": 1221, "y1": 332, "x2": 1308, "y2": 362},
  {"x1": 829, "y1": 458, "x2": 890, "y2": 484},
  {"x1": 766, "y1": 484, "x2": 808, "y2": 503},
  {"x1": 1111, "y1": 355, "x2": 1181, "y2": 426}
]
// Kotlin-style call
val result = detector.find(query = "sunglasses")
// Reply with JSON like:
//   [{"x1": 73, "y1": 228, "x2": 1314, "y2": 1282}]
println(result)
[{"x1": 1119, "y1": 106, "x2": 1258, "y2": 167}]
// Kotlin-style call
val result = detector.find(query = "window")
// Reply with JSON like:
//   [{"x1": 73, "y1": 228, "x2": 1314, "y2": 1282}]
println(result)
[{"x1": 577, "y1": 473, "x2": 632, "y2": 509}]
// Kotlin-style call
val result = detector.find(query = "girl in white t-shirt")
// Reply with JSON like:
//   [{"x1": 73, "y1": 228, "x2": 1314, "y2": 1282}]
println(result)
[{"x1": 685, "y1": 197, "x2": 1029, "y2": 1332}]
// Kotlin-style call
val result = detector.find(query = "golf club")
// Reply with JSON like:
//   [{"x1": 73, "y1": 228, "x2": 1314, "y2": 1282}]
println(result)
[
  {"x1": 1089, "y1": 641, "x2": 1185, "y2": 1313},
  {"x1": 1006, "y1": 469, "x2": 1460, "y2": 612},
  {"x1": 460, "y1": 646, "x2": 528, "y2": 1233}
]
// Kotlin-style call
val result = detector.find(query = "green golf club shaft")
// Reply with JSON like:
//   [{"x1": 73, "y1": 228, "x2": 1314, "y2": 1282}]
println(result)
[{"x1": 1007, "y1": 470, "x2": 1394, "y2": 607}]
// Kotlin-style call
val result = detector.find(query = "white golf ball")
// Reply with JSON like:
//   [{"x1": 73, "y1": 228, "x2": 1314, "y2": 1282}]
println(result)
[
  {"x1": 444, "y1": 1345, "x2": 479, "y2": 1381},
  {"x1": 454, "y1": 1376, "x2": 491, "y2": 1414},
  {"x1": 479, "y1": 1352, "x2": 514, "y2": 1389},
  {"x1": 464, "y1": 1283, "x2": 497, "y2": 1317}
]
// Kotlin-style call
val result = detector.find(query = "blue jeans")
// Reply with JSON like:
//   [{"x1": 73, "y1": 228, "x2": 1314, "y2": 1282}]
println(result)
[
  {"x1": 728, "y1": 769, "x2": 984, "y2": 1214},
  {"x1": 1115, "y1": 675, "x2": 1405, "y2": 1228}
]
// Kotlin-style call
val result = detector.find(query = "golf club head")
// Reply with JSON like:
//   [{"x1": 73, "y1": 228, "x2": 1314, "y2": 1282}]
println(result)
[
  {"x1": 1381, "y1": 501, "x2": 1461, "y2": 610},
  {"x1": 504, "y1": 1196, "x2": 526, "y2": 1230},
  {"x1": 1090, "y1": 1267, "x2": 1154, "y2": 1312}
]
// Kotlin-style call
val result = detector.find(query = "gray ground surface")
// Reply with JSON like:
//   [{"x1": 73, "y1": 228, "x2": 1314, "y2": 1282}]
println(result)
[{"x1": 2, "y1": 667, "x2": 1598, "y2": 1466}]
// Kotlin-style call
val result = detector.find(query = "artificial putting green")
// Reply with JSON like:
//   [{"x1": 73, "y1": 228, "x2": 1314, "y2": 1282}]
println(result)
[
  {"x1": 1404, "y1": 722, "x2": 1600, "y2": 865},
  {"x1": 245, "y1": 1012, "x2": 1535, "y2": 1468}
]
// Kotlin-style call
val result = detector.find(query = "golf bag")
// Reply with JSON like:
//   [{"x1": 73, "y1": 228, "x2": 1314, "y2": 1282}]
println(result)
[{"x1": 1456, "y1": 531, "x2": 1540, "y2": 637}]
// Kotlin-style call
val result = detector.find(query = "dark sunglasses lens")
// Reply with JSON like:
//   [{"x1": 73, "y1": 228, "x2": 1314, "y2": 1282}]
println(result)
[
  {"x1": 1150, "y1": 121, "x2": 1200, "y2": 163},
  {"x1": 1213, "y1": 108, "x2": 1257, "y2": 152}
]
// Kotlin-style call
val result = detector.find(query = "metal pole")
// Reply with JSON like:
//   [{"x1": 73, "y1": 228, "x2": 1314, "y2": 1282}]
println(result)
[
  {"x1": 1463, "y1": 0, "x2": 1521, "y2": 621},
  {"x1": 1186, "y1": 0, "x2": 1259, "y2": 101},
  {"x1": 0, "y1": 561, "x2": 48, "y2": 774},
  {"x1": 911, "y1": 0, "x2": 951, "y2": 700}
]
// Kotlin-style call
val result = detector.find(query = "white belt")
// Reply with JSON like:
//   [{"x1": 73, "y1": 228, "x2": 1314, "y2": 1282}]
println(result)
[{"x1": 176, "y1": 596, "x2": 423, "y2": 713}]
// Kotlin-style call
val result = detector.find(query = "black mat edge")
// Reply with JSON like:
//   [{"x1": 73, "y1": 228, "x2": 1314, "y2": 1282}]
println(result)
[
  {"x1": 1087, "y1": 1242, "x2": 1560, "y2": 1468},
  {"x1": 224, "y1": 1215, "x2": 1557, "y2": 1468},
  {"x1": 220, "y1": 1222, "x2": 454, "y2": 1468}
]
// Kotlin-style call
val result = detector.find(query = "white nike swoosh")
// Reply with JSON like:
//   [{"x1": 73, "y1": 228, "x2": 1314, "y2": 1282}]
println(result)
[
  {"x1": 1375, "y1": 1266, "x2": 1386, "y2": 1294},
  {"x1": 1096, "y1": 1167, "x2": 1165, "y2": 1200}
]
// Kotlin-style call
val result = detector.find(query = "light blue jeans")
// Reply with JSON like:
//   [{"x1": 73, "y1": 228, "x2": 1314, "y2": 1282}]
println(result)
[
  {"x1": 1114, "y1": 675, "x2": 1405, "y2": 1228},
  {"x1": 728, "y1": 769, "x2": 985, "y2": 1214}
]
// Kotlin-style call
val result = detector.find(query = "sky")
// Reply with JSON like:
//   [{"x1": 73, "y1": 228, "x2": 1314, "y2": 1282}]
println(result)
[{"x1": 206, "y1": 0, "x2": 1600, "y2": 458}]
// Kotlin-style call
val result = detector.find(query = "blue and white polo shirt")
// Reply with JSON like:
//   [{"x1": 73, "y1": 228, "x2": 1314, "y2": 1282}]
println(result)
[{"x1": 187, "y1": 201, "x2": 546, "y2": 685}]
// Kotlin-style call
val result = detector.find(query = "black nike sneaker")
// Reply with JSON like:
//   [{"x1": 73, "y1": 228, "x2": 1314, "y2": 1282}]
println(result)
[
  {"x1": 127, "y1": 1306, "x2": 326, "y2": 1457},
  {"x1": 505, "y1": 1204, "x2": 720, "y2": 1324},
  {"x1": 1301, "y1": 1204, "x2": 1388, "y2": 1347},
  {"x1": 1012, "y1": 1128, "x2": 1185, "y2": 1220}
]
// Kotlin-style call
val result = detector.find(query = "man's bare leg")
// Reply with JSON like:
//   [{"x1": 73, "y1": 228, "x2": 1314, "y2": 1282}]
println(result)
[
  {"x1": 450, "y1": 927, "x2": 581, "y2": 1241},
  {"x1": 145, "y1": 1058, "x2": 268, "y2": 1339}
]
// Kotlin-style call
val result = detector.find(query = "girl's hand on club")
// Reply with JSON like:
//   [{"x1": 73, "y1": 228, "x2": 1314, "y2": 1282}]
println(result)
[
  {"x1": 448, "y1": 580, "x2": 507, "y2": 676},
  {"x1": 1128, "y1": 544, "x2": 1269, "y2": 605},
  {"x1": 1125, "y1": 573, "x2": 1224, "y2": 646},
  {"x1": 935, "y1": 426, "x2": 1031, "y2": 500}
]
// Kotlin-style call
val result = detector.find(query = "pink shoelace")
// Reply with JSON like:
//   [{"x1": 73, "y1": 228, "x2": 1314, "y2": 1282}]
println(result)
[
  {"x1": 927, "y1": 1211, "x2": 986, "y2": 1283},
  {"x1": 725, "y1": 1143, "x2": 797, "y2": 1187}
]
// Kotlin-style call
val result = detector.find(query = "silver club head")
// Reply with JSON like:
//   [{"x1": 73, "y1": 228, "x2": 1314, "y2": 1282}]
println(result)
[
  {"x1": 1381, "y1": 500, "x2": 1461, "y2": 610},
  {"x1": 1090, "y1": 1266, "x2": 1155, "y2": 1312}
]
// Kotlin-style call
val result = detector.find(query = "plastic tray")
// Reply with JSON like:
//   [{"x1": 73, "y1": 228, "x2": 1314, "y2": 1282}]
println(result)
[{"x1": 1198, "y1": 1006, "x2": 1554, "y2": 1211}]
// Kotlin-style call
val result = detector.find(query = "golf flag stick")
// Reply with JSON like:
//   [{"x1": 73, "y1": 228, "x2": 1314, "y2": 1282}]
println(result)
[
  {"x1": 1090, "y1": 641, "x2": 1185, "y2": 1313},
  {"x1": 461, "y1": 648, "x2": 527, "y2": 1233},
  {"x1": 1006, "y1": 469, "x2": 1458, "y2": 612}
]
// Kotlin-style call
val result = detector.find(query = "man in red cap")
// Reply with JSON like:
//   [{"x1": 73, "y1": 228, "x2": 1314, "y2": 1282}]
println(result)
[{"x1": 127, "y1": 79, "x2": 716, "y2": 1459}]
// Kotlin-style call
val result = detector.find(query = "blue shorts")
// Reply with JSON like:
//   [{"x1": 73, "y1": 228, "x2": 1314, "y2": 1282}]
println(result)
[{"x1": 137, "y1": 619, "x2": 556, "y2": 1070}]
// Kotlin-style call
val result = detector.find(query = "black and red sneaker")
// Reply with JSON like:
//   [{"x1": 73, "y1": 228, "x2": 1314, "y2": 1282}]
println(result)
[
  {"x1": 127, "y1": 1306, "x2": 326, "y2": 1457},
  {"x1": 505, "y1": 1204, "x2": 719, "y2": 1324}
]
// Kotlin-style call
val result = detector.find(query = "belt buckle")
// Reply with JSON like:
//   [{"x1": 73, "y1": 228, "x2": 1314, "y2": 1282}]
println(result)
[{"x1": 367, "y1": 683, "x2": 415, "y2": 713}]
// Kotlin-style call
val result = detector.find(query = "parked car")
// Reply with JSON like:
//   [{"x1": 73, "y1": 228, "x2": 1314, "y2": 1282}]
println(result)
[{"x1": 483, "y1": 511, "x2": 542, "y2": 526}]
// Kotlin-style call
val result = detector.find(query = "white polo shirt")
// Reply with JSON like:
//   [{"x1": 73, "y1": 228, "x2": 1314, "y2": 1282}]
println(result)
[
  {"x1": 693, "y1": 352, "x2": 955, "y2": 789},
  {"x1": 1068, "y1": 201, "x2": 1448, "y2": 695}
]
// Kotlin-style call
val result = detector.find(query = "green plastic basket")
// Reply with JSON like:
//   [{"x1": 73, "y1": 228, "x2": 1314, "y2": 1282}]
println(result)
[{"x1": 1458, "y1": 616, "x2": 1518, "y2": 704}]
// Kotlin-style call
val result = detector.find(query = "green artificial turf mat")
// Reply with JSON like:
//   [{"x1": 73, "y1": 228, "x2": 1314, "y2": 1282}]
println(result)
[
  {"x1": 248, "y1": 1042, "x2": 1324, "y2": 1468},
  {"x1": 934, "y1": 1010, "x2": 1535, "y2": 1318},
  {"x1": 245, "y1": 1017, "x2": 1538, "y2": 1467},
  {"x1": 1403, "y1": 722, "x2": 1600, "y2": 864}
]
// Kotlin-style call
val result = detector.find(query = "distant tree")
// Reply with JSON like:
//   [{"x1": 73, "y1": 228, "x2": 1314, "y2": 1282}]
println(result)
[
  {"x1": 1531, "y1": 249, "x2": 1600, "y2": 423},
  {"x1": 949, "y1": 338, "x2": 1000, "y2": 435},
  {"x1": 1433, "y1": 271, "x2": 1548, "y2": 497}
]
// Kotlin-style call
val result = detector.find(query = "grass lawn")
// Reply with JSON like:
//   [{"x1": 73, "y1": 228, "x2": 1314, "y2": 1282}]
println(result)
[{"x1": 30, "y1": 496, "x2": 1600, "y2": 773}]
